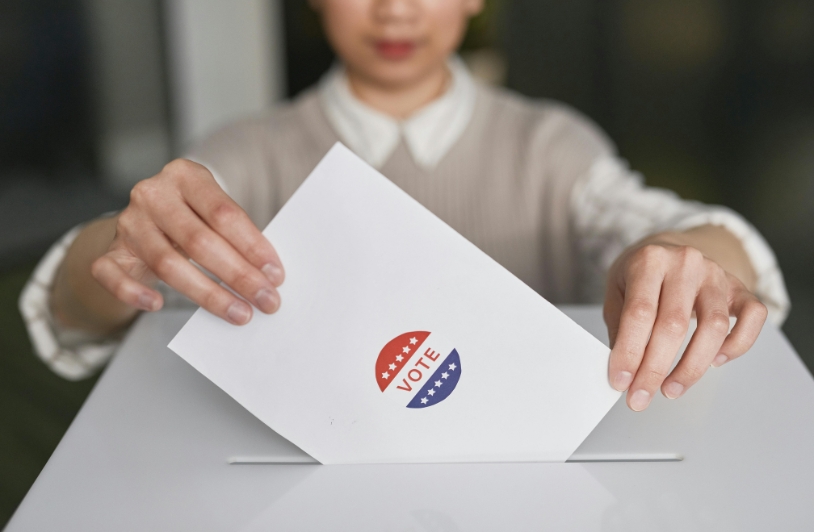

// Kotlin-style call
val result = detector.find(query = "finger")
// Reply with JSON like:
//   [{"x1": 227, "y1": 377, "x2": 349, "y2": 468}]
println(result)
[
  {"x1": 179, "y1": 171, "x2": 285, "y2": 286},
  {"x1": 91, "y1": 254, "x2": 163, "y2": 312},
  {"x1": 129, "y1": 225, "x2": 255, "y2": 325},
  {"x1": 713, "y1": 284, "x2": 768, "y2": 367},
  {"x1": 627, "y1": 249, "x2": 704, "y2": 411},
  {"x1": 607, "y1": 251, "x2": 665, "y2": 393},
  {"x1": 661, "y1": 272, "x2": 730, "y2": 399},
  {"x1": 151, "y1": 201, "x2": 280, "y2": 314},
  {"x1": 603, "y1": 282, "x2": 624, "y2": 350}
]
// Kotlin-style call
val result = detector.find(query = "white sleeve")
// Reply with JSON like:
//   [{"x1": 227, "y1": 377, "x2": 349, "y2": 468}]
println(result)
[
  {"x1": 18, "y1": 225, "x2": 121, "y2": 380},
  {"x1": 571, "y1": 156, "x2": 790, "y2": 325}
]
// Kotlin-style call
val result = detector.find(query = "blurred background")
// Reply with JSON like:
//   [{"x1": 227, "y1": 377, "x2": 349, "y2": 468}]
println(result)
[{"x1": 1, "y1": 0, "x2": 812, "y2": 525}]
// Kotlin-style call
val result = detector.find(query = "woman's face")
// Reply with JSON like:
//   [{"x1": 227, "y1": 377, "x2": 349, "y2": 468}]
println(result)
[{"x1": 313, "y1": 0, "x2": 483, "y2": 89}]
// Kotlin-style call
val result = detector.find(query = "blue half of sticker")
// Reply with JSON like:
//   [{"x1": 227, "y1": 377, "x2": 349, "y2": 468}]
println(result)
[{"x1": 406, "y1": 349, "x2": 461, "y2": 409}]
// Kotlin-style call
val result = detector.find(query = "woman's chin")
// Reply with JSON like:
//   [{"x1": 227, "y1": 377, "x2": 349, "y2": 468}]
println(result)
[{"x1": 358, "y1": 58, "x2": 447, "y2": 90}]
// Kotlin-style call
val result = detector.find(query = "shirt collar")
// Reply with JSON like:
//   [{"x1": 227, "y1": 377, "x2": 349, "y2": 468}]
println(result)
[{"x1": 318, "y1": 57, "x2": 477, "y2": 170}]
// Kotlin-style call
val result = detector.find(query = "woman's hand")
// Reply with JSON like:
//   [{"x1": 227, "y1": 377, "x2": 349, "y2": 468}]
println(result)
[
  {"x1": 91, "y1": 159, "x2": 285, "y2": 326},
  {"x1": 604, "y1": 230, "x2": 767, "y2": 411}
]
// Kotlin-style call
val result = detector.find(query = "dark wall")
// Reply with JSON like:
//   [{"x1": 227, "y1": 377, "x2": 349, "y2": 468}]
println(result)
[
  {"x1": 282, "y1": 0, "x2": 335, "y2": 97},
  {"x1": 505, "y1": 0, "x2": 814, "y2": 360},
  {"x1": 0, "y1": 0, "x2": 95, "y2": 180}
]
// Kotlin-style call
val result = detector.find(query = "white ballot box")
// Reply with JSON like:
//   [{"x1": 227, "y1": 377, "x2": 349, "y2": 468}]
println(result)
[
  {"x1": 169, "y1": 143, "x2": 621, "y2": 464},
  {"x1": 8, "y1": 308, "x2": 814, "y2": 531}
]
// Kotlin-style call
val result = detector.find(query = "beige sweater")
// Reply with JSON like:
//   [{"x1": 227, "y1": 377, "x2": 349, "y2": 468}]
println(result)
[
  {"x1": 20, "y1": 81, "x2": 790, "y2": 380},
  {"x1": 190, "y1": 84, "x2": 612, "y2": 304}
]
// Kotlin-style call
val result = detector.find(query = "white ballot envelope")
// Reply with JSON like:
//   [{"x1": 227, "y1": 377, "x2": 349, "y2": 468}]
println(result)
[{"x1": 169, "y1": 143, "x2": 621, "y2": 464}]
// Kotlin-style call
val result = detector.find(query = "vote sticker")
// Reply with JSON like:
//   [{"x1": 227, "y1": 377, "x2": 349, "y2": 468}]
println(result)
[{"x1": 375, "y1": 331, "x2": 462, "y2": 408}]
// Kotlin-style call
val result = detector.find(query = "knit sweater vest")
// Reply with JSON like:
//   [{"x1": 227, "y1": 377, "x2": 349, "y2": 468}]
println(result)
[{"x1": 189, "y1": 83, "x2": 614, "y2": 303}]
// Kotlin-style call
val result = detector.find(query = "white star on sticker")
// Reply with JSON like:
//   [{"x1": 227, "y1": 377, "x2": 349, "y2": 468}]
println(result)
[
  {"x1": 448, "y1": 363, "x2": 457, "y2": 371},
  {"x1": 382, "y1": 372, "x2": 390, "y2": 380},
  {"x1": 402, "y1": 346, "x2": 410, "y2": 354},
  {"x1": 420, "y1": 397, "x2": 428, "y2": 404},
  {"x1": 388, "y1": 363, "x2": 396, "y2": 371},
  {"x1": 410, "y1": 337, "x2": 418, "y2": 345},
  {"x1": 427, "y1": 389, "x2": 436, "y2": 396},
  {"x1": 434, "y1": 380, "x2": 443, "y2": 387},
  {"x1": 441, "y1": 372, "x2": 449, "y2": 379},
  {"x1": 395, "y1": 354, "x2": 404, "y2": 362}
]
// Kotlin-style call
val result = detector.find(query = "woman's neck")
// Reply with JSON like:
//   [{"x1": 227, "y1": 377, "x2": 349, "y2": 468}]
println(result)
[{"x1": 346, "y1": 63, "x2": 450, "y2": 120}]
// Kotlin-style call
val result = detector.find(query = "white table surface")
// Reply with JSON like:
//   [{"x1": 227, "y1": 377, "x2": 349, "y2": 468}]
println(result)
[{"x1": 6, "y1": 306, "x2": 814, "y2": 531}]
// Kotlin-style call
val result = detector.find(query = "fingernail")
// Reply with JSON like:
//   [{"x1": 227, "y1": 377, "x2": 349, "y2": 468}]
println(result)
[
  {"x1": 664, "y1": 381, "x2": 684, "y2": 399},
  {"x1": 629, "y1": 389, "x2": 652, "y2": 412},
  {"x1": 711, "y1": 353, "x2": 729, "y2": 368},
  {"x1": 613, "y1": 371, "x2": 634, "y2": 391},
  {"x1": 137, "y1": 293, "x2": 157, "y2": 311},
  {"x1": 255, "y1": 287, "x2": 280, "y2": 314},
  {"x1": 226, "y1": 301, "x2": 252, "y2": 325},
  {"x1": 261, "y1": 263, "x2": 285, "y2": 286}
]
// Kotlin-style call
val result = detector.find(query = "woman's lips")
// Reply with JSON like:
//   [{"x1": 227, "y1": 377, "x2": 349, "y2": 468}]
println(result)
[{"x1": 374, "y1": 40, "x2": 417, "y2": 60}]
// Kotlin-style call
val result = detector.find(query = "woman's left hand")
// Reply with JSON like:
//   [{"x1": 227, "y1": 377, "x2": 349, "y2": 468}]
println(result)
[{"x1": 604, "y1": 232, "x2": 768, "y2": 411}]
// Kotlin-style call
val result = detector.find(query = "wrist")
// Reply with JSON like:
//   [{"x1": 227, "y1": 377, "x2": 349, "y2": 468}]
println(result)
[
  {"x1": 632, "y1": 231, "x2": 692, "y2": 249},
  {"x1": 617, "y1": 226, "x2": 758, "y2": 293}
]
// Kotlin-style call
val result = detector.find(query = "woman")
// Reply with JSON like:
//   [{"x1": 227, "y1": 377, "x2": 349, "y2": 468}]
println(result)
[{"x1": 21, "y1": 0, "x2": 788, "y2": 412}]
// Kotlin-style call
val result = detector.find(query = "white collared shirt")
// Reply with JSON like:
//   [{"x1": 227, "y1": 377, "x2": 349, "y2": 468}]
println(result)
[{"x1": 318, "y1": 57, "x2": 476, "y2": 170}]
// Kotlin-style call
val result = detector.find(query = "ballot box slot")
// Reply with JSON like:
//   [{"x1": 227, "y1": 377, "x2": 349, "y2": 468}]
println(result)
[
  {"x1": 566, "y1": 453, "x2": 683, "y2": 463},
  {"x1": 227, "y1": 453, "x2": 684, "y2": 465}
]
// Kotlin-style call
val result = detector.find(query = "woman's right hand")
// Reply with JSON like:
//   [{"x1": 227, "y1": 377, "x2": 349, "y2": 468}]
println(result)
[{"x1": 91, "y1": 159, "x2": 285, "y2": 325}]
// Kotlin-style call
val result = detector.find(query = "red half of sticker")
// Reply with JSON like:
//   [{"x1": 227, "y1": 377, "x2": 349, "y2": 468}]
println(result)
[{"x1": 375, "y1": 331, "x2": 430, "y2": 392}]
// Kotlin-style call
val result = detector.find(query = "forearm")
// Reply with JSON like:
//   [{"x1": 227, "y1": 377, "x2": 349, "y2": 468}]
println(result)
[
  {"x1": 50, "y1": 215, "x2": 139, "y2": 334},
  {"x1": 634, "y1": 224, "x2": 757, "y2": 293}
]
